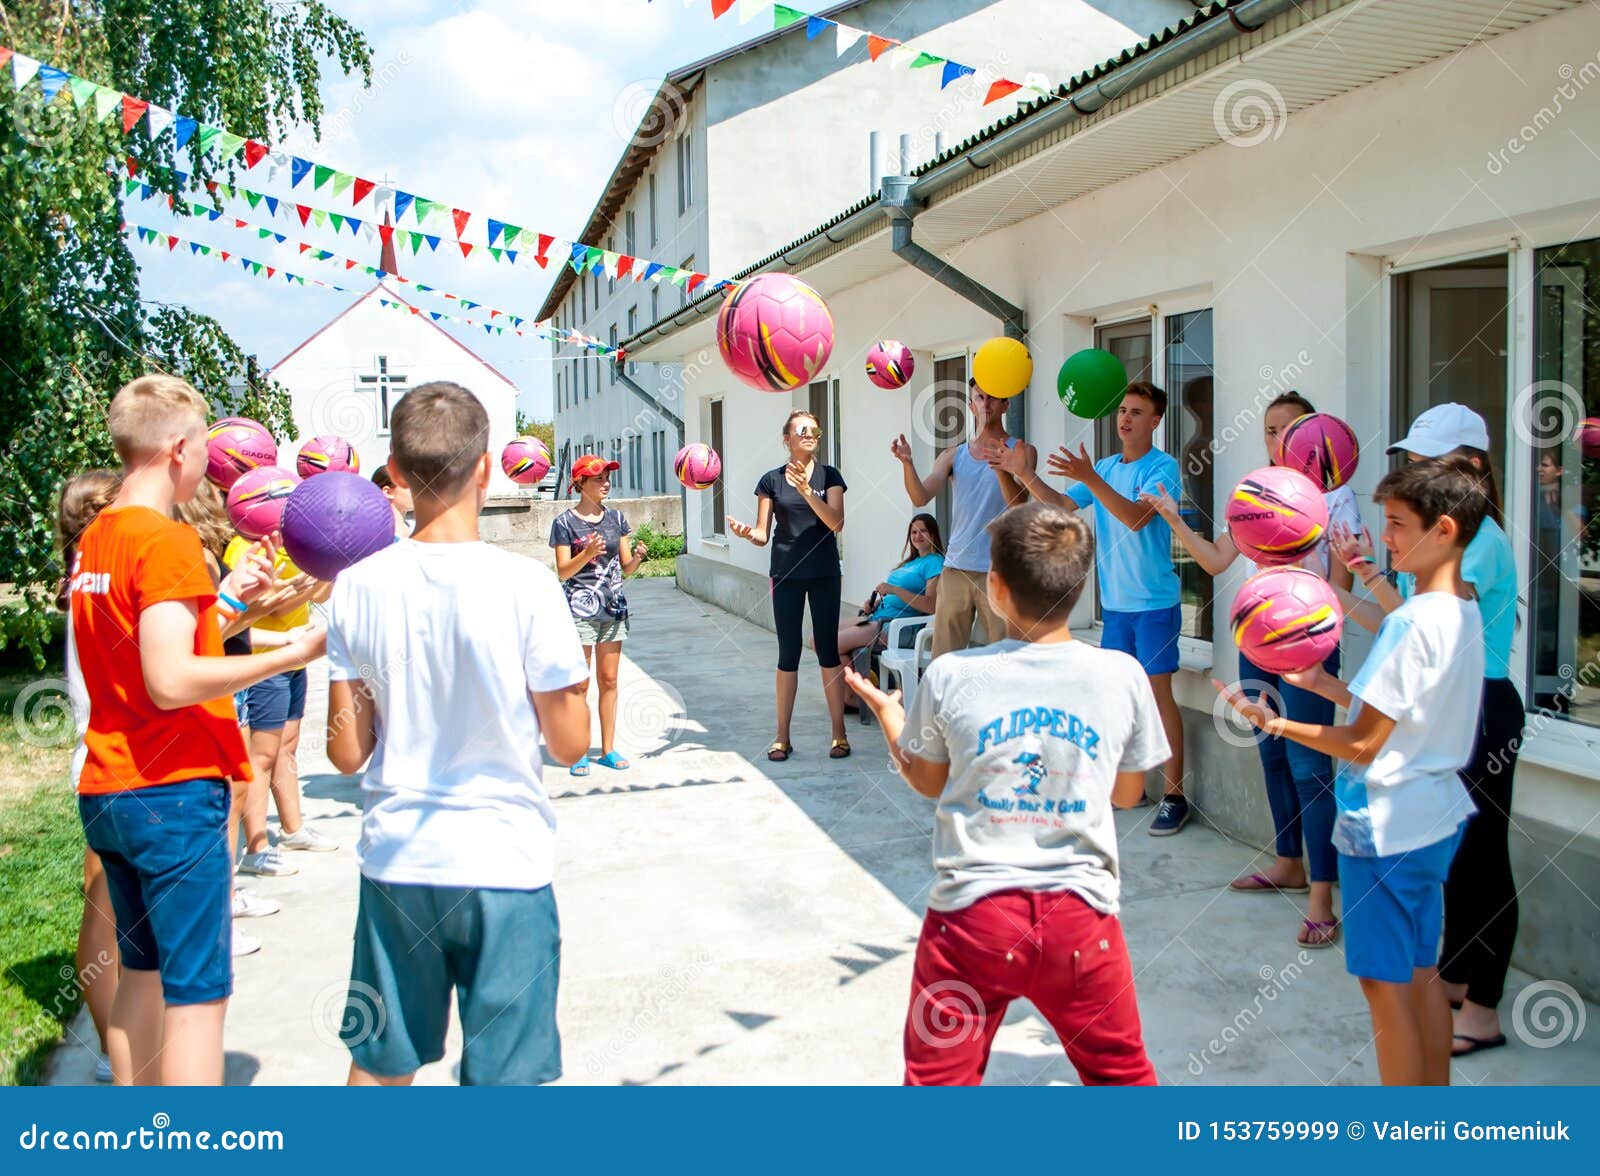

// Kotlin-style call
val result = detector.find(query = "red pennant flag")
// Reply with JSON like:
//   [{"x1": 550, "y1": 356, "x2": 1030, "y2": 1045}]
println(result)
[
  {"x1": 165, "y1": 196, "x2": 174, "y2": 209},
  {"x1": 535, "y1": 233, "x2": 554, "y2": 269},
  {"x1": 234, "y1": 219, "x2": 248, "y2": 229},
  {"x1": 452, "y1": 209, "x2": 470, "y2": 237},
  {"x1": 490, "y1": 309, "x2": 501, "y2": 319},
  {"x1": 125, "y1": 156, "x2": 138, "y2": 177},
  {"x1": 166, "y1": 235, "x2": 179, "y2": 251},
  {"x1": 243, "y1": 140, "x2": 269, "y2": 168},
  {"x1": 0, "y1": 49, "x2": 13, "y2": 70},
  {"x1": 410, "y1": 306, "x2": 420, "y2": 315},
  {"x1": 983, "y1": 79, "x2": 1023, "y2": 105},
  {"x1": 296, "y1": 205, "x2": 312, "y2": 226},
  {"x1": 298, "y1": 243, "x2": 311, "y2": 254},
  {"x1": 121, "y1": 96, "x2": 149, "y2": 134},
  {"x1": 378, "y1": 224, "x2": 394, "y2": 243},
  {"x1": 711, "y1": 0, "x2": 735, "y2": 15},
  {"x1": 459, "y1": 242, "x2": 473, "y2": 258},
  {"x1": 617, "y1": 255, "x2": 634, "y2": 279},
  {"x1": 687, "y1": 272, "x2": 707, "y2": 294},
  {"x1": 352, "y1": 177, "x2": 374, "y2": 205},
  {"x1": 345, "y1": 259, "x2": 358, "y2": 270},
  {"x1": 867, "y1": 35, "x2": 894, "y2": 61},
  {"x1": 220, "y1": 251, "x2": 231, "y2": 261},
  {"x1": 266, "y1": 267, "x2": 276, "y2": 279},
  {"x1": 205, "y1": 180, "x2": 219, "y2": 192}
]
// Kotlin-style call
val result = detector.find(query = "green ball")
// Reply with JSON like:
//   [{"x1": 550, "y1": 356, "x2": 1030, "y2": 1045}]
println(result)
[{"x1": 1057, "y1": 348, "x2": 1128, "y2": 419}]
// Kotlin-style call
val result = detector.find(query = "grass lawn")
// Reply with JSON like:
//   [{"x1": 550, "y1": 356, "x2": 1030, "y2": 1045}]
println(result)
[
  {"x1": 0, "y1": 665, "x2": 85, "y2": 1086},
  {"x1": 636, "y1": 557, "x2": 677, "y2": 578}
]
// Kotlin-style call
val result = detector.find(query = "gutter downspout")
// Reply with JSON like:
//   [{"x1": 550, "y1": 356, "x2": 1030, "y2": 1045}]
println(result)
[
  {"x1": 881, "y1": 174, "x2": 1029, "y2": 437},
  {"x1": 615, "y1": 364, "x2": 689, "y2": 544}
]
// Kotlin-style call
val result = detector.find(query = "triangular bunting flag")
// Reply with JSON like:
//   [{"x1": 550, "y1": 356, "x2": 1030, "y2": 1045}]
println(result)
[
  {"x1": 351, "y1": 177, "x2": 374, "y2": 205},
  {"x1": 92, "y1": 84, "x2": 121, "y2": 121},
  {"x1": 642, "y1": 262, "x2": 664, "y2": 282},
  {"x1": 486, "y1": 218, "x2": 505, "y2": 247},
  {"x1": 290, "y1": 157, "x2": 312, "y2": 187},
  {"x1": 984, "y1": 78, "x2": 1023, "y2": 105},
  {"x1": 329, "y1": 212, "x2": 344, "y2": 232},
  {"x1": 313, "y1": 164, "x2": 334, "y2": 189},
  {"x1": 867, "y1": 35, "x2": 894, "y2": 61},
  {"x1": 910, "y1": 51, "x2": 944, "y2": 70},
  {"x1": 345, "y1": 216, "x2": 361, "y2": 235},
  {"x1": 265, "y1": 267, "x2": 276, "y2": 279},
  {"x1": 297, "y1": 242, "x2": 310, "y2": 254},
  {"x1": 145, "y1": 104, "x2": 174, "y2": 137},
  {"x1": 772, "y1": 5, "x2": 806, "y2": 30},
  {"x1": 568, "y1": 242, "x2": 587, "y2": 273},
  {"x1": 378, "y1": 224, "x2": 394, "y2": 243},
  {"x1": 36, "y1": 65, "x2": 69, "y2": 104},
  {"x1": 886, "y1": 45, "x2": 917, "y2": 70},
  {"x1": 806, "y1": 15, "x2": 832, "y2": 39},
  {"x1": 617, "y1": 256, "x2": 635, "y2": 280},
  {"x1": 311, "y1": 208, "x2": 327, "y2": 228},
  {"x1": 243, "y1": 139, "x2": 269, "y2": 168},
  {"x1": 167, "y1": 235, "x2": 179, "y2": 251},
  {"x1": 256, "y1": 228, "x2": 271, "y2": 239},
  {"x1": 331, "y1": 171, "x2": 354, "y2": 199},
  {"x1": 393, "y1": 190, "x2": 414, "y2": 220},
  {"x1": 121, "y1": 95, "x2": 149, "y2": 134},
  {"x1": 264, "y1": 196, "x2": 279, "y2": 216},
  {"x1": 488, "y1": 247, "x2": 503, "y2": 262},
  {"x1": 584, "y1": 245, "x2": 604, "y2": 273},
  {"x1": 424, "y1": 234, "x2": 440, "y2": 251},
  {"x1": 710, "y1": 0, "x2": 736, "y2": 15},
  {"x1": 452, "y1": 208, "x2": 470, "y2": 237},
  {"x1": 738, "y1": 0, "x2": 770, "y2": 24},
  {"x1": 296, "y1": 205, "x2": 312, "y2": 226},
  {"x1": 536, "y1": 233, "x2": 554, "y2": 264},
  {"x1": 669, "y1": 268, "x2": 688, "y2": 287},
  {"x1": 407, "y1": 233, "x2": 423, "y2": 255},
  {"x1": 346, "y1": 259, "x2": 358, "y2": 270},
  {"x1": 68, "y1": 76, "x2": 97, "y2": 108},
  {"x1": 687, "y1": 273, "x2": 707, "y2": 294},
  {"x1": 506, "y1": 250, "x2": 518, "y2": 264},
  {"x1": 11, "y1": 54, "x2": 41, "y2": 91},
  {"x1": 940, "y1": 61, "x2": 975, "y2": 88},
  {"x1": 244, "y1": 190, "x2": 262, "y2": 209}
]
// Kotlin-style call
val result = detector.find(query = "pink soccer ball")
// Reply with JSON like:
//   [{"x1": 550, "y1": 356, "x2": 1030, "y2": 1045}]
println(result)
[
  {"x1": 716, "y1": 274, "x2": 835, "y2": 393},
  {"x1": 1276, "y1": 412, "x2": 1359, "y2": 491},
  {"x1": 865, "y1": 340, "x2": 914, "y2": 390},
  {"x1": 1232, "y1": 566, "x2": 1343, "y2": 674},
  {"x1": 673, "y1": 442, "x2": 721, "y2": 490},
  {"x1": 296, "y1": 434, "x2": 360, "y2": 479},
  {"x1": 1580, "y1": 416, "x2": 1600, "y2": 459},
  {"x1": 226, "y1": 465, "x2": 299, "y2": 540},
  {"x1": 206, "y1": 417, "x2": 278, "y2": 490},
  {"x1": 501, "y1": 436, "x2": 552, "y2": 485},
  {"x1": 1226, "y1": 466, "x2": 1329, "y2": 566}
]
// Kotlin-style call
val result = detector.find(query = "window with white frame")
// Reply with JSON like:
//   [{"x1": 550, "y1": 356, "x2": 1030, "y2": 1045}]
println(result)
[
  {"x1": 677, "y1": 130, "x2": 692, "y2": 213},
  {"x1": 1165, "y1": 309, "x2": 1216, "y2": 643},
  {"x1": 652, "y1": 430, "x2": 666, "y2": 492},
  {"x1": 625, "y1": 210, "x2": 636, "y2": 258},
  {"x1": 707, "y1": 398, "x2": 725, "y2": 536},
  {"x1": 626, "y1": 306, "x2": 638, "y2": 375},
  {"x1": 649, "y1": 173, "x2": 658, "y2": 245},
  {"x1": 607, "y1": 236, "x2": 616, "y2": 295},
  {"x1": 650, "y1": 287, "x2": 660, "y2": 325}
]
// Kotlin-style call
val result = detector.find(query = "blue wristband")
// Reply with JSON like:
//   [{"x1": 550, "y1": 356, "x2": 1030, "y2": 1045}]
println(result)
[{"x1": 218, "y1": 591, "x2": 246, "y2": 614}]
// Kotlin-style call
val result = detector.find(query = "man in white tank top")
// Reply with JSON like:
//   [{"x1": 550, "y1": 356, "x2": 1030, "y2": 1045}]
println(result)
[{"x1": 891, "y1": 378, "x2": 1027, "y2": 657}]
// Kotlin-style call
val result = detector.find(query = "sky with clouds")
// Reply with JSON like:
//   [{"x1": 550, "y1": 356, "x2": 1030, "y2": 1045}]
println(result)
[{"x1": 128, "y1": 0, "x2": 760, "y2": 421}]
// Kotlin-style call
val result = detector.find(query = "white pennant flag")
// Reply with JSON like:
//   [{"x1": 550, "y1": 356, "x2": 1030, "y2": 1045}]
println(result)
[
  {"x1": 145, "y1": 104, "x2": 174, "y2": 138},
  {"x1": 886, "y1": 45, "x2": 917, "y2": 70},
  {"x1": 737, "y1": 0, "x2": 771, "y2": 25},
  {"x1": 835, "y1": 24, "x2": 865, "y2": 56},
  {"x1": 11, "y1": 53, "x2": 41, "y2": 91}
]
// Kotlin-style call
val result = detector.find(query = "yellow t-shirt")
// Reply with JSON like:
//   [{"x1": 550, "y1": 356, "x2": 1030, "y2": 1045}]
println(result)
[{"x1": 224, "y1": 536, "x2": 310, "y2": 633}]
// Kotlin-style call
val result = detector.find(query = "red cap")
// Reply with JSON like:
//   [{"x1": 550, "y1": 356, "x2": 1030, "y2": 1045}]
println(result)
[{"x1": 569, "y1": 454, "x2": 620, "y2": 490}]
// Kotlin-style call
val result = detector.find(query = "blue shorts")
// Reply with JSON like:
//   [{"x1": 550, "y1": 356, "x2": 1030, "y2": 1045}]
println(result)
[
  {"x1": 233, "y1": 689, "x2": 250, "y2": 729},
  {"x1": 1338, "y1": 830, "x2": 1463, "y2": 983},
  {"x1": 345, "y1": 876, "x2": 562, "y2": 1085},
  {"x1": 246, "y1": 667, "x2": 307, "y2": 732},
  {"x1": 1101, "y1": 605, "x2": 1182, "y2": 675},
  {"x1": 78, "y1": 777, "x2": 232, "y2": 1005}
]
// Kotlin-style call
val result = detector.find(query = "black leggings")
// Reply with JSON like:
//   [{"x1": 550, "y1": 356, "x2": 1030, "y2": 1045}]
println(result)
[
  {"x1": 772, "y1": 575, "x2": 841, "y2": 672},
  {"x1": 1438, "y1": 677, "x2": 1524, "y2": 1007}
]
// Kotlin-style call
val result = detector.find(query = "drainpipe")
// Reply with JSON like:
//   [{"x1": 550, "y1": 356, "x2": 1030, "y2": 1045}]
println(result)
[
  {"x1": 615, "y1": 363, "x2": 688, "y2": 543},
  {"x1": 881, "y1": 173, "x2": 1029, "y2": 437}
]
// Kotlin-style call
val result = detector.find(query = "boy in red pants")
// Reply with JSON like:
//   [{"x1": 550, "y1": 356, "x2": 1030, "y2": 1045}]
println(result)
[{"x1": 847, "y1": 501, "x2": 1168, "y2": 1085}]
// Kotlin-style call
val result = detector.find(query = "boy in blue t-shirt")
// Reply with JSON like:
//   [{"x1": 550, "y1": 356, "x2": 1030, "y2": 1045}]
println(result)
[
  {"x1": 1216, "y1": 456, "x2": 1490, "y2": 1086},
  {"x1": 1000, "y1": 382, "x2": 1187, "y2": 834}
]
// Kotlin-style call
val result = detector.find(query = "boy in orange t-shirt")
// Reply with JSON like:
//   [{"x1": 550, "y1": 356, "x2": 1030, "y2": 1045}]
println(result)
[{"x1": 71, "y1": 374, "x2": 324, "y2": 1086}]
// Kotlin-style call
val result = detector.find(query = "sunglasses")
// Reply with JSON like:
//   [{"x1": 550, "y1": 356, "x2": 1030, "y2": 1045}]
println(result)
[{"x1": 793, "y1": 425, "x2": 823, "y2": 439}]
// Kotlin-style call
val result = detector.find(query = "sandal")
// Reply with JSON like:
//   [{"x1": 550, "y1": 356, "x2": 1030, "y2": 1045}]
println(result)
[
  {"x1": 1229, "y1": 872, "x2": 1311, "y2": 894},
  {"x1": 1451, "y1": 1032, "x2": 1507, "y2": 1057},
  {"x1": 1297, "y1": 918, "x2": 1339, "y2": 949},
  {"x1": 569, "y1": 756, "x2": 591, "y2": 777},
  {"x1": 596, "y1": 750, "x2": 630, "y2": 771},
  {"x1": 766, "y1": 742, "x2": 792, "y2": 762},
  {"x1": 829, "y1": 739, "x2": 851, "y2": 759}
]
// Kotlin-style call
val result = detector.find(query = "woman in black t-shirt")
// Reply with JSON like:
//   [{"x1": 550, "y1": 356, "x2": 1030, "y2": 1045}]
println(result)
[{"x1": 728, "y1": 409, "x2": 850, "y2": 762}]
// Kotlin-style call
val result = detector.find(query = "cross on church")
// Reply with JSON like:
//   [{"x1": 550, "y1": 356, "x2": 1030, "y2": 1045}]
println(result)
[{"x1": 359, "y1": 355, "x2": 407, "y2": 431}]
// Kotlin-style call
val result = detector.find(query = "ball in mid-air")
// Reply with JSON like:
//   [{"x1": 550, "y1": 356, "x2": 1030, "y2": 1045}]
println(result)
[
  {"x1": 1276, "y1": 412, "x2": 1359, "y2": 491},
  {"x1": 1226, "y1": 467, "x2": 1329, "y2": 566},
  {"x1": 865, "y1": 340, "x2": 914, "y2": 390},
  {"x1": 716, "y1": 274, "x2": 835, "y2": 393},
  {"x1": 296, "y1": 434, "x2": 360, "y2": 479},
  {"x1": 674, "y1": 442, "x2": 721, "y2": 490},
  {"x1": 206, "y1": 417, "x2": 278, "y2": 490},
  {"x1": 501, "y1": 436, "x2": 553, "y2": 485}
]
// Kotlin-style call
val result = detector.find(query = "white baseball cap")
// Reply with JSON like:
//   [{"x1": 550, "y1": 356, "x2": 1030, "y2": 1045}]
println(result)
[{"x1": 1387, "y1": 403, "x2": 1491, "y2": 457}]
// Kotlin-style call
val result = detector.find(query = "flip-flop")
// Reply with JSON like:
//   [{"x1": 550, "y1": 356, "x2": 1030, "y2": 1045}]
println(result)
[
  {"x1": 1229, "y1": 872, "x2": 1311, "y2": 894},
  {"x1": 1451, "y1": 1032, "x2": 1507, "y2": 1057},
  {"x1": 1297, "y1": 918, "x2": 1340, "y2": 948},
  {"x1": 766, "y1": 742, "x2": 792, "y2": 762},
  {"x1": 596, "y1": 751, "x2": 630, "y2": 771},
  {"x1": 569, "y1": 756, "x2": 591, "y2": 777},
  {"x1": 829, "y1": 739, "x2": 852, "y2": 759}
]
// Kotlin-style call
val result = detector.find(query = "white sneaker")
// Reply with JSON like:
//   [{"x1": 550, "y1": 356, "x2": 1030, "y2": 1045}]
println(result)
[
  {"x1": 277, "y1": 826, "x2": 338, "y2": 852},
  {"x1": 233, "y1": 890, "x2": 281, "y2": 918},
  {"x1": 232, "y1": 928, "x2": 261, "y2": 957},
  {"x1": 94, "y1": 1054, "x2": 113, "y2": 1083},
  {"x1": 236, "y1": 849, "x2": 297, "y2": 877}
]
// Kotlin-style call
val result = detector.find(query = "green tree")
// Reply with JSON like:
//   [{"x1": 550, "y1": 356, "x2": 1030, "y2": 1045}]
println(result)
[
  {"x1": 515, "y1": 411, "x2": 556, "y2": 456},
  {"x1": 0, "y1": 1, "x2": 372, "y2": 661}
]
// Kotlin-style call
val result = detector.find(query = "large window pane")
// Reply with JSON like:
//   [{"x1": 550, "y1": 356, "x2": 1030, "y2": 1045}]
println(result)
[
  {"x1": 1531, "y1": 239, "x2": 1600, "y2": 725},
  {"x1": 1093, "y1": 320, "x2": 1153, "y2": 461},
  {"x1": 1166, "y1": 310, "x2": 1215, "y2": 642}
]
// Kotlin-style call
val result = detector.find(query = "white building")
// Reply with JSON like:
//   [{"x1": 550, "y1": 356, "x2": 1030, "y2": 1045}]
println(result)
[
  {"x1": 629, "y1": 0, "x2": 1600, "y2": 994},
  {"x1": 540, "y1": 0, "x2": 1201, "y2": 496},
  {"x1": 271, "y1": 280, "x2": 522, "y2": 494}
]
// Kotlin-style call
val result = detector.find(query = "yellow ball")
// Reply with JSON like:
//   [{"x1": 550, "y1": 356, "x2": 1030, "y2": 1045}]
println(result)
[{"x1": 972, "y1": 337, "x2": 1032, "y2": 399}]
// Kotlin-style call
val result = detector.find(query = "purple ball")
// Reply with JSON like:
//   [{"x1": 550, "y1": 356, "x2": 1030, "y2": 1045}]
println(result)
[{"x1": 281, "y1": 471, "x2": 395, "y2": 581}]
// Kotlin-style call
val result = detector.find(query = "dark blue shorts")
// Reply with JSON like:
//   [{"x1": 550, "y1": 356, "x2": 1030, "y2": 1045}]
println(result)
[
  {"x1": 1101, "y1": 605, "x2": 1182, "y2": 675},
  {"x1": 1339, "y1": 830, "x2": 1464, "y2": 983},
  {"x1": 78, "y1": 777, "x2": 232, "y2": 1005},
  {"x1": 246, "y1": 667, "x2": 307, "y2": 732},
  {"x1": 345, "y1": 876, "x2": 562, "y2": 1085}
]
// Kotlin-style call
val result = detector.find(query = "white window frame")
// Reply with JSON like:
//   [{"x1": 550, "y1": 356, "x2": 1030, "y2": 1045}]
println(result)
[{"x1": 677, "y1": 130, "x2": 692, "y2": 214}]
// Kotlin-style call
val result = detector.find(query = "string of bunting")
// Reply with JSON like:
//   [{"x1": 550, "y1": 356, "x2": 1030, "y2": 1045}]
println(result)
[
  {"x1": 123, "y1": 220, "x2": 622, "y2": 356},
  {"x1": 3, "y1": 45, "x2": 738, "y2": 293},
  {"x1": 667, "y1": 0, "x2": 1051, "y2": 104}
]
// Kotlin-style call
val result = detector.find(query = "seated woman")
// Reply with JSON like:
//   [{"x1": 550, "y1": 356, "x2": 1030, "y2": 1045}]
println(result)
[{"x1": 838, "y1": 512, "x2": 945, "y2": 666}]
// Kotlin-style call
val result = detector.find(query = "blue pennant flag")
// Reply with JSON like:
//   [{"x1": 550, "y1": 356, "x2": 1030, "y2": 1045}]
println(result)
[
  {"x1": 424, "y1": 235, "x2": 440, "y2": 251},
  {"x1": 506, "y1": 250, "x2": 518, "y2": 264},
  {"x1": 806, "y1": 16, "x2": 831, "y2": 39},
  {"x1": 273, "y1": 233, "x2": 286, "y2": 244},
  {"x1": 174, "y1": 117, "x2": 198, "y2": 148},
  {"x1": 189, "y1": 242, "x2": 201, "y2": 254},
  {"x1": 486, "y1": 218, "x2": 505, "y2": 247},
  {"x1": 374, "y1": 269, "x2": 388, "y2": 279},
  {"x1": 940, "y1": 61, "x2": 976, "y2": 89},
  {"x1": 642, "y1": 262, "x2": 664, "y2": 282},
  {"x1": 290, "y1": 157, "x2": 312, "y2": 188},
  {"x1": 416, "y1": 284, "x2": 433, "y2": 293},
  {"x1": 393, "y1": 190, "x2": 415, "y2": 221},
  {"x1": 510, "y1": 315, "x2": 524, "y2": 327},
  {"x1": 264, "y1": 196, "x2": 278, "y2": 216},
  {"x1": 568, "y1": 242, "x2": 587, "y2": 272},
  {"x1": 460, "y1": 299, "x2": 478, "y2": 310},
  {"x1": 207, "y1": 209, "x2": 221, "y2": 221},
  {"x1": 138, "y1": 183, "x2": 154, "y2": 200},
  {"x1": 485, "y1": 325, "x2": 494, "y2": 335},
  {"x1": 346, "y1": 217, "x2": 362, "y2": 235},
  {"x1": 37, "y1": 66, "x2": 70, "y2": 103},
  {"x1": 431, "y1": 312, "x2": 444, "y2": 322},
  {"x1": 240, "y1": 258, "x2": 251, "y2": 270}
]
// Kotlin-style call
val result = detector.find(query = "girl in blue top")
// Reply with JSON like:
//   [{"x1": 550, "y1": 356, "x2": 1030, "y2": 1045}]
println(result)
[
  {"x1": 837, "y1": 513, "x2": 945, "y2": 665},
  {"x1": 1336, "y1": 404, "x2": 1523, "y2": 1058}
]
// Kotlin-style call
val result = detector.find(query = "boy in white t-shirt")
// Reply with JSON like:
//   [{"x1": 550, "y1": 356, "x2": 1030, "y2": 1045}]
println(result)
[
  {"x1": 1217, "y1": 456, "x2": 1490, "y2": 1086},
  {"x1": 847, "y1": 501, "x2": 1170, "y2": 1085},
  {"x1": 323, "y1": 382, "x2": 591, "y2": 1086}
]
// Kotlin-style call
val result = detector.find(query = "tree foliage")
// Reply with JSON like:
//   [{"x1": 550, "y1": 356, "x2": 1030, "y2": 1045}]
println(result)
[
  {"x1": 0, "y1": 1, "x2": 372, "y2": 662},
  {"x1": 514, "y1": 411, "x2": 556, "y2": 456}
]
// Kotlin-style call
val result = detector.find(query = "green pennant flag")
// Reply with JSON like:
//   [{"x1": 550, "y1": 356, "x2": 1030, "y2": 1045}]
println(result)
[
  {"x1": 251, "y1": 261, "x2": 263, "y2": 275},
  {"x1": 217, "y1": 184, "x2": 233, "y2": 200},
  {"x1": 488, "y1": 247, "x2": 503, "y2": 262},
  {"x1": 257, "y1": 228, "x2": 271, "y2": 239},
  {"x1": 311, "y1": 208, "x2": 327, "y2": 228},
  {"x1": 196, "y1": 125, "x2": 222, "y2": 154},
  {"x1": 216, "y1": 132, "x2": 245, "y2": 160},
  {"x1": 772, "y1": 5, "x2": 806, "y2": 29},
  {"x1": 408, "y1": 233, "x2": 423, "y2": 255},
  {"x1": 364, "y1": 265, "x2": 376, "y2": 275},
  {"x1": 910, "y1": 51, "x2": 944, "y2": 69},
  {"x1": 329, "y1": 212, "x2": 345, "y2": 232},
  {"x1": 244, "y1": 190, "x2": 261, "y2": 209},
  {"x1": 313, "y1": 164, "x2": 334, "y2": 189},
  {"x1": 123, "y1": 177, "x2": 140, "y2": 196},
  {"x1": 317, "y1": 250, "x2": 332, "y2": 260},
  {"x1": 668, "y1": 267, "x2": 688, "y2": 287},
  {"x1": 187, "y1": 201, "x2": 205, "y2": 216},
  {"x1": 331, "y1": 171, "x2": 354, "y2": 199},
  {"x1": 296, "y1": 275, "x2": 306, "y2": 286},
  {"x1": 584, "y1": 245, "x2": 603, "y2": 270},
  {"x1": 197, "y1": 244, "x2": 210, "y2": 256},
  {"x1": 412, "y1": 197, "x2": 438, "y2": 223},
  {"x1": 68, "y1": 77, "x2": 98, "y2": 109},
  {"x1": 502, "y1": 225, "x2": 522, "y2": 247},
  {"x1": 92, "y1": 86, "x2": 122, "y2": 122}
]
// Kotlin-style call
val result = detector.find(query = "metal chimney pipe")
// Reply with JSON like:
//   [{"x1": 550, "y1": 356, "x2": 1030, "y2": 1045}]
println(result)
[
  {"x1": 868, "y1": 130, "x2": 881, "y2": 192},
  {"x1": 898, "y1": 132, "x2": 913, "y2": 175}
]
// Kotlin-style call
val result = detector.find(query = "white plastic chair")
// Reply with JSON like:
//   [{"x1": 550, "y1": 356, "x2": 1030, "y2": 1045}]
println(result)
[{"x1": 877, "y1": 615, "x2": 933, "y2": 715}]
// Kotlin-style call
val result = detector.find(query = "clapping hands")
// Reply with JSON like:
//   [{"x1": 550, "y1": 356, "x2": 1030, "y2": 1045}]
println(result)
[{"x1": 1047, "y1": 443, "x2": 1096, "y2": 484}]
